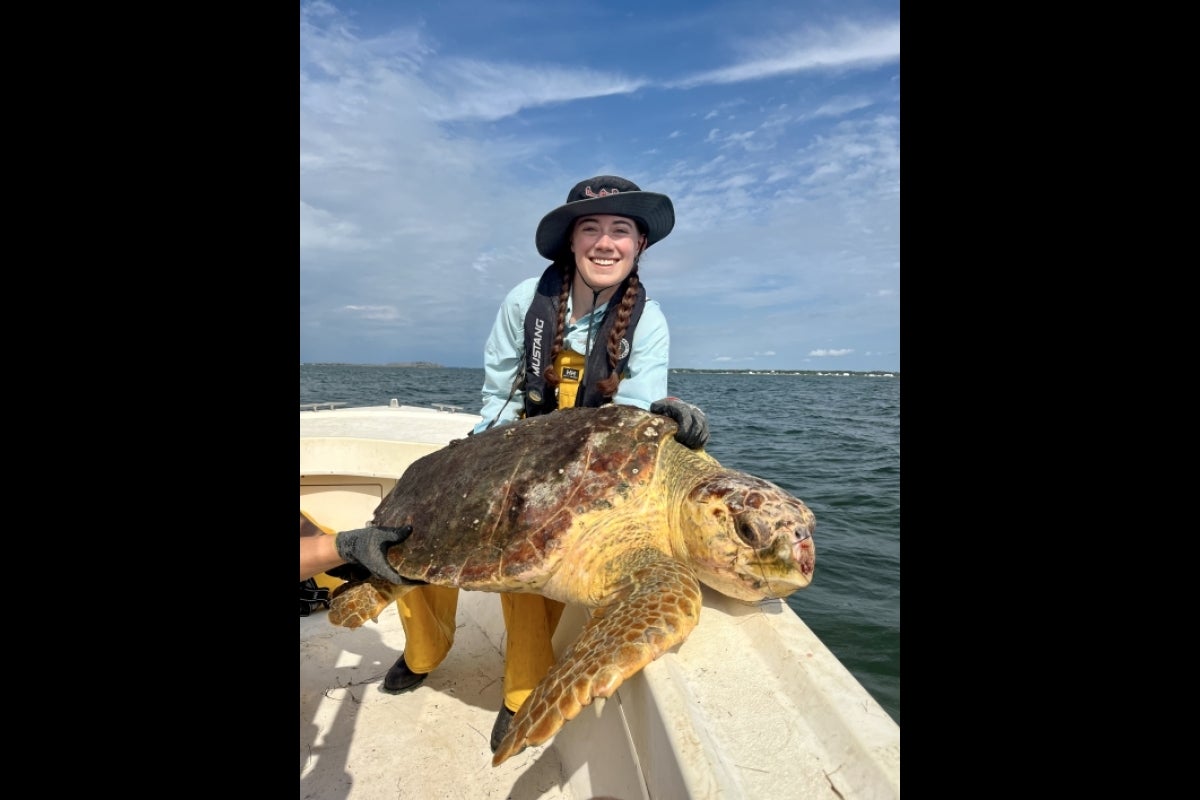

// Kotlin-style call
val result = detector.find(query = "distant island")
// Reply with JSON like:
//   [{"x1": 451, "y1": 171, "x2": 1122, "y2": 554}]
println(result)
[{"x1": 669, "y1": 368, "x2": 898, "y2": 377}]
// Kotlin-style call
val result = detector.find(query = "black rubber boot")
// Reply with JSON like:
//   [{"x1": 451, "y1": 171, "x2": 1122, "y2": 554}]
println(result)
[
  {"x1": 490, "y1": 703, "x2": 516, "y2": 753},
  {"x1": 382, "y1": 654, "x2": 427, "y2": 694}
]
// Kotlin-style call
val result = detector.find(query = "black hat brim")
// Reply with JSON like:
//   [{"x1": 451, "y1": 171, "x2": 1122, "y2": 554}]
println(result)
[{"x1": 535, "y1": 191, "x2": 675, "y2": 261}]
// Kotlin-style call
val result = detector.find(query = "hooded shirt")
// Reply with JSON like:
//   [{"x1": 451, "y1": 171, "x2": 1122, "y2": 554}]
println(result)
[{"x1": 473, "y1": 275, "x2": 670, "y2": 434}]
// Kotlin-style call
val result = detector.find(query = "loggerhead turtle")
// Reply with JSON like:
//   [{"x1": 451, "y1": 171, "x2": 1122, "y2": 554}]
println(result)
[{"x1": 327, "y1": 403, "x2": 816, "y2": 766}]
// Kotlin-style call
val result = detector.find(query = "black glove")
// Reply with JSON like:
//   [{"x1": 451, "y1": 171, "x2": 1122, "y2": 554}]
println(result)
[
  {"x1": 650, "y1": 397, "x2": 710, "y2": 450},
  {"x1": 334, "y1": 525, "x2": 413, "y2": 584}
]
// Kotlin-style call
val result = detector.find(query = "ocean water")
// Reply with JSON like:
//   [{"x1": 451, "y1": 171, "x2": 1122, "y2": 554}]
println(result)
[{"x1": 300, "y1": 364, "x2": 900, "y2": 726}]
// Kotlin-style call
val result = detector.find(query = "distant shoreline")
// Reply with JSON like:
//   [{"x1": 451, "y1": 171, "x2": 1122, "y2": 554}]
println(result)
[
  {"x1": 304, "y1": 362, "x2": 445, "y2": 368},
  {"x1": 301, "y1": 363, "x2": 898, "y2": 377}
]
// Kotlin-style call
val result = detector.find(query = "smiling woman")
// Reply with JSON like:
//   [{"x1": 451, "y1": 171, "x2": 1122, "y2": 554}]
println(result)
[
  {"x1": 513, "y1": 175, "x2": 675, "y2": 418},
  {"x1": 371, "y1": 174, "x2": 724, "y2": 752}
]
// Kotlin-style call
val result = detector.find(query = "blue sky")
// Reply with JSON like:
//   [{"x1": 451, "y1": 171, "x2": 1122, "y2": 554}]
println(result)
[{"x1": 300, "y1": 1, "x2": 900, "y2": 371}]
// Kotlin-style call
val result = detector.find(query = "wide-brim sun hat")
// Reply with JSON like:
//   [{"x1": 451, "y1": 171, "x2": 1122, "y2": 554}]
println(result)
[{"x1": 535, "y1": 175, "x2": 675, "y2": 261}]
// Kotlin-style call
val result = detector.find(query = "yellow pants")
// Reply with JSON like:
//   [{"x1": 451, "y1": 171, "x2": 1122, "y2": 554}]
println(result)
[
  {"x1": 396, "y1": 587, "x2": 564, "y2": 711},
  {"x1": 393, "y1": 585, "x2": 459, "y2": 674}
]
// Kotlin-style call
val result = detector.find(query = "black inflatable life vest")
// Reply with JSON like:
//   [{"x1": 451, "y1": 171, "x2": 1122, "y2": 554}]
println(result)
[{"x1": 522, "y1": 262, "x2": 646, "y2": 417}]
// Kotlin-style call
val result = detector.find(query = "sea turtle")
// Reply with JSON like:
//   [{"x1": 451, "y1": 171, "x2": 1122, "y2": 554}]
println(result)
[{"x1": 327, "y1": 403, "x2": 816, "y2": 766}]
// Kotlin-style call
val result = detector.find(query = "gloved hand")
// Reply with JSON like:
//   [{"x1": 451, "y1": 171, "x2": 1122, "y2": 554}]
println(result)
[
  {"x1": 334, "y1": 525, "x2": 413, "y2": 584},
  {"x1": 650, "y1": 397, "x2": 710, "y2": 450}
]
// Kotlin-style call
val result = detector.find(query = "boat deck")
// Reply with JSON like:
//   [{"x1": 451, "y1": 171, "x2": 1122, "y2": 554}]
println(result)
[
  {"x1": 300, "y1": 595, "x2": 575, "y2": 800},
  {"x1": 301, "y1": 586, "x2": 900, "y2": 799}
]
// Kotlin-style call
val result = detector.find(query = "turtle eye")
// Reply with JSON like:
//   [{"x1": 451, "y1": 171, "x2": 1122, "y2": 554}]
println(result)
[{"x1": 734, "y1": 514, "x2": 769, "y2": 547}]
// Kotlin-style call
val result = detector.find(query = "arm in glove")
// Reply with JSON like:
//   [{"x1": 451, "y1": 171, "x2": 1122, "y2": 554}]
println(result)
[
  {"x1": 650, "y1": 397, "x2": 710, "y2": 450},
  {"x1": 333, "y1": 525, "x2": 415, "y2": 584}
]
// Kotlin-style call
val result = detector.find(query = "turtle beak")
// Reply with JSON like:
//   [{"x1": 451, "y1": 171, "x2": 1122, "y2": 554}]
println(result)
[
  {"x1": 792, "y1": 528, "x2": 815, "y2": 579},
  {"x1": 756, "y1": 523, "x2": 815, "y2": 597}
]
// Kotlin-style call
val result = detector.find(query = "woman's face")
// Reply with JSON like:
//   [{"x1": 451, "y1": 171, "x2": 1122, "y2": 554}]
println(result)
[{"x1": 570, "y1": 214, "x2": 646, "y2": 291}]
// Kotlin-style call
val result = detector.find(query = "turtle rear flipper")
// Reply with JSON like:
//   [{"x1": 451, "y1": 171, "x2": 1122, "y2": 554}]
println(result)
[{"x1": 328, "y1": 579, "x2": 408, "y2": 628}]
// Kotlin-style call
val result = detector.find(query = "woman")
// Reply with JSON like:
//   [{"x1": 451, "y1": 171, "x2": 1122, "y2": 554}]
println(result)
[{"x1": 383, "y1": 175, "x2": 709, "y2": 751}]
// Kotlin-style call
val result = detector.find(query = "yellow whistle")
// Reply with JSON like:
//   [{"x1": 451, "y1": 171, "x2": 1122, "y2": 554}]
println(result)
[{"x1": 555, "y1": 348, "x2": 586, "y2": 409}]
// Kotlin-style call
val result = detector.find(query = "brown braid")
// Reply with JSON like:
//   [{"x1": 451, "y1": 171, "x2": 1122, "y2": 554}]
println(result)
[
  {"x1": 595, "y1": 267, "x2": 639, "y2": 397},
  {"x1": 542, "y1": 260, "x2": 572, "y2": 388}
]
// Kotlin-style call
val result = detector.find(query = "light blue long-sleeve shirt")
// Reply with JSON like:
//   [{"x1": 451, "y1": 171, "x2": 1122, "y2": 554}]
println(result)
[{"x1": 473, "y1": 276, "x2": 670, "y2": 434}]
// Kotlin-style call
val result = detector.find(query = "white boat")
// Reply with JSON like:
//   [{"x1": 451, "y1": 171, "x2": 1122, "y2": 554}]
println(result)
[{"x1": 300, "y1": 401, "x2": 900, "y2": 799}]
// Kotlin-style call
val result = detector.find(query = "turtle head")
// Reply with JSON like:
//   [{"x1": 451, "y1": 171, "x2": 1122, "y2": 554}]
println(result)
[{"x1": 681, "y1": 471, "x2": 816, "y2": 602}]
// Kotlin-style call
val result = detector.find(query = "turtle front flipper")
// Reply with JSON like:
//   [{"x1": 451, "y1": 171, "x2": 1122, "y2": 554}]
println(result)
[
  {"x1": 328, "y1": 579, "x2": 405, "y2": 629},
  {"x1": 491, "y1": 558, "x2": 703, "y2": 766}
]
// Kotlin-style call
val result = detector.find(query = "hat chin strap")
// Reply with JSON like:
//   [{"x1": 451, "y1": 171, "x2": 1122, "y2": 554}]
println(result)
[
  {"x1": 576, "y1": 253, "x2": 640, "y2": 359},
  {"x1": 577, "y1": 274, "x2": 606, "y2": 295},
  {"x1": 583, "y1": 285, "x2": 601, "y2": 358},
  {"x1": 574, "y1": 272, "x2": 610, "y2": 359}
]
